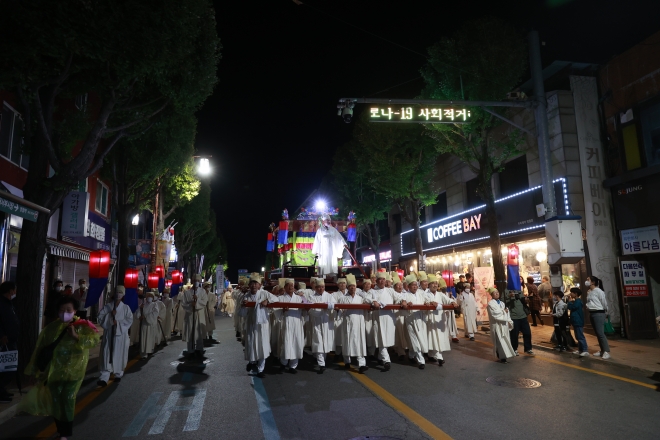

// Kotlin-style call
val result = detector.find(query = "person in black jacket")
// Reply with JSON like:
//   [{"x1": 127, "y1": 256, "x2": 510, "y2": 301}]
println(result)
[{"x1": 0, "y1": 281, "x2": 19, "y2": 403}]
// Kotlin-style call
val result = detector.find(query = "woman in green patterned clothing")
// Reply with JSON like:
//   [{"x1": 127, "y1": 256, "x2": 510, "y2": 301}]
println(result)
[{"x1": 19, "y1": 296, "x2": 100, "y2": 440}]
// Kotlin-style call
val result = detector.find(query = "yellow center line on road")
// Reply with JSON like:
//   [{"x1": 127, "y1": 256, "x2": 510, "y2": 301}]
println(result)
[
  {"x1": 472, "y1": 339, "x2": 658, "y2": 391},
  {"x1": 36, "y1": 355, "x2": 142, "y2": 439},
  {"x1": 344, "y1": 364, "x2": 452, "y2": 440}
]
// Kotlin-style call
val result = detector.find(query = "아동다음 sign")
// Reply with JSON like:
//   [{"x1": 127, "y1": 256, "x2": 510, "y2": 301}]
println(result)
[{"x1": 369, "y1": 106, "x2": 472, "y2": 123}]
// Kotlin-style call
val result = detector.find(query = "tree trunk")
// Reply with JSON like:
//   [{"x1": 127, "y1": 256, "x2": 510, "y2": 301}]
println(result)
[{"x1": 483, "y1": 182, "x2": 506, "y2": 293}]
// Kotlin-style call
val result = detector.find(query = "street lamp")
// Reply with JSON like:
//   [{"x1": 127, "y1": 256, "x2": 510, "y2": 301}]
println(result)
[
  {"x1": 198, "y1": 158, "x2": 211, "y2": 176},
  {"x1": 261, "y1": 266, "x2": 265, "y2": 272},
  {"x1": 132, "y1": 214, "x2": 140, "y2": 226}
]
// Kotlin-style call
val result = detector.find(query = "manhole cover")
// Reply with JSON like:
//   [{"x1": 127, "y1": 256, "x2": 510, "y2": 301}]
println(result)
[{"x1": 486, "y1": 377, "x2": 541, "y2": 388}]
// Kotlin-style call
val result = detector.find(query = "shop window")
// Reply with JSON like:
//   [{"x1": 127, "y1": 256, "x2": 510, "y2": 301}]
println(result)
[
  {"x1": 499, "y1": 155, "x2": 529, "y2": 196},
  {"x1": 95, "y1": 180, "x2": 109, "y2": 216},
  {"x1": 0, "y1": 102, "x2": 29, "y2": 169},
  {"x1": 640, "y1": 101, "x2": 660, "y2": 167},
  {"x1": 465, "y1": 178, "x2": 482, "y2": 209},
  {"x1": 430, "y1": 192, "x2": 448, "y2": 220}
]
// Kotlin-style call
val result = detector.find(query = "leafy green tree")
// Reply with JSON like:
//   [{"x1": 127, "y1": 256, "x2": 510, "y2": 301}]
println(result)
[
  {"x1": 172, "y1": 182, "x2": 213, "y2": 276},
  {"x1": 330, "y1": 140, "x2": 390, "y2": 267},
  {"x1": 353, "y1": 112, "x2": 441, "y2": 260},
  {"x1": 0, "y1": 0, "x2": 220, "y2": 369},
  {"x1": 420, "y1": 17, "x2": 527, "y2": 291}
]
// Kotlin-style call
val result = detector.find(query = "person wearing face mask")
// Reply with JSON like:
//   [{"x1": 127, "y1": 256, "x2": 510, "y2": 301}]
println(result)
[
  {"x1": 584, "y1": 276, "x2": 611, "y2": 360},
  {"x1": 138, "y1": 291, "x2": 160, "y2": 358},
  {"x1": 72, "y1": 279, "x2": 89, "y2": 320},
  {"x1": 0, "y1": 281, "x2": 19, "y2": 403},
  {"x1": 20, "y1": 296, "x2": 99, "y2": 440},
  {"x1": 161, "y1": 288, "x2": 174, "y2": 340},
  {"x1": 44, "y1": 280, "x2": 65, "y2": 325},
  {"x1": 456, "y1": 285, "x2": 478, "y2": 341},
  {"x1": 129, "y1": 284, "x2": 145, "y2": 346},
  {"x1": 486, "y1": 288, "x2": 515, "y2": 363},
  {"x1": 97, "y1": 286, "x2": 133, "y2": 386},
  {"x1": 182, "y1": 275, "x2": 208, "y2": 358}
]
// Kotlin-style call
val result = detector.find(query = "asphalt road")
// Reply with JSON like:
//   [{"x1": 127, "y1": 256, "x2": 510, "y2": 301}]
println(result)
[{"x1": 2, "y1": 311, "x2": 659, "y2": 440}]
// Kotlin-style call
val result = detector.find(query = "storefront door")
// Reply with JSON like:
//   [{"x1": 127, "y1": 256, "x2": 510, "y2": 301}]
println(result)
[{"x1": 619, "y1": 256, "x2": 658, "y2": 339}]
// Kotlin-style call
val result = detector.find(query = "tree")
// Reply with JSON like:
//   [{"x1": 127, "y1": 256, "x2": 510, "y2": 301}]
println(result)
[
  {"x1": 330, "y1": 140, "x2": 390, "y2": 267},
  {"x1": 420, "y1": 17, "x2": 527, "y2": 292},
  {"x1": 171, "y1": 182, "x2": 213, "y2": 277},
  {"x1": 353, "y1": 112, "x2": 441, "y2": 260},
  {"x1": 0, "y1": 0, "x2": 220, "y2": 371}
]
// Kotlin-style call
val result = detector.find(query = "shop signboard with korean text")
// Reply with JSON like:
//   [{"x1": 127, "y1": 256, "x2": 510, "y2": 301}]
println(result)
[
  {"x1": 621, "y1": 226, "x2": 660, "y2": 255},
  {"x1": 61, "y1": 191, "x2": 90, "y2": 236},
  {"x1": 620, "y1": 260, "x2": 648, "y2": 297},
  {"x1": 0, "y1": 194, "x2": 39, "y2": 222},
  {"x1": 401, "y1": 180, "x2": 566, "y2": 256},
  {"x1": 369, "y1": 106, "x2": 472, "y2": 123},
  {"x1": 62, "y1": 210, "x2": 111, "y2": 251}
]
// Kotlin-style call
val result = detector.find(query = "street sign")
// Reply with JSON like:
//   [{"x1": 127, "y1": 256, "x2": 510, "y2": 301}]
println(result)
[
  {"x1": 620, "y1": 260, "x2": 648, "y2": 297},
  {"x1": 621, "y1": 226, "x2": 660, "y2": 255},
  {"x1": 0, "y1": 194, "x2": 39, "y2": 221},
  {"x1": 369, "y1": 106, "x2": 472, "y2": 123}
]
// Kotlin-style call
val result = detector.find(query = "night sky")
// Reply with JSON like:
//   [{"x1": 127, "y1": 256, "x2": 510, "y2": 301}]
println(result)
[{"x1": 196, "y1": 0, "x2": 658, "y2": 281}]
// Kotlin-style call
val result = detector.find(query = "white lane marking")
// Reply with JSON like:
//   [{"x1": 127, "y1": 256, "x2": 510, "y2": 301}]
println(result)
[{"x1": 252, "y1": 376, "x2": 281, "y2": 440}]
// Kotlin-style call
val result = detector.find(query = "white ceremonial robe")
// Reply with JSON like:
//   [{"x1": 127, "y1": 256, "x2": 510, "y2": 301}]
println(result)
[
  {"x1": 301, "y1": 288, "x2": 314, "y2": 347},
  {"x1": 138, "y1": 302, "x2": 160, "y2": 355},
  {"x1": 394, "y1": 293, "x2": 409, "y2": 356},
  {"x1": 242, "y1": 289, "x2": 271, "y2": 363},
  {"x1": 307, "y1": 292, "x2": 335, "y2": 354},
  {"x1": 487, "y1": 299, "x2": 515, "y2": 359},
  {"x1": 424, "y1": 291, "x2": 456, "y2": 357},
  {"x1": 401, "y1": 291, "x2": 429, "y2": 361},
  {"x1": 162, "y1": 297, "x2": 173, "y2": 339},
  {"x1": 98, "y1": 301, "x2": 133, "y2": 380},
  {"x1": 359, "y1": 288, "x2": 377, "y2": 354},
  {"x1": 270, "y1": 300, "x2": 284, "y2": 357},
  {"x1": 331, "y1": 290, "x2": 346, "y2": 354},
  {"x1": 278, "y1": 293, "x2": 305, "y2": 363},
  {"x1": 233, "y1": 288, "x2": 245, "y2": 336},
  {"x1": 206, "y1": 292, "x2": 217, "y2": 336},
  {"x1": 338, "y1": 293, "x2": 368, "y2": 358},
  {"x1": 155, "y1": 301, "x2": 166, "y2": 345},
  {"x1": 182, "y1": 287, "x2": 208, "y2": 352},
  {"x1": 129, "y1": 298, "x2": 144, "y2": 346},
  {"x1": 369, "y1": 287, "x2": 398, "y2": 348},
  {"x1": 312, "y1": 224, "x2": 346, "y2": 275},
  {"x1": 222, "y1": 291, "x2": 235, "y2": 315},
  {"x1": 457, "y1": 292, "x2": 478, "y2": 336},
  {"x1": 172, "y1": 295, "x2": 186, "y2": 336}
]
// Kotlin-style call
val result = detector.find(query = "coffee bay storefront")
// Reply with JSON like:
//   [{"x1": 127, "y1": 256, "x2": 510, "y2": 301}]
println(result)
[{"x1": 398, "y1": 179, "x2": 587, "y2": 320}]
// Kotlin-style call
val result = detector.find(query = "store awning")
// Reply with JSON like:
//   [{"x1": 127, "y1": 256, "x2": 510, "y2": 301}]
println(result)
[{"x1": 47, "y1": 240, "x2": 90, "y2": 261}]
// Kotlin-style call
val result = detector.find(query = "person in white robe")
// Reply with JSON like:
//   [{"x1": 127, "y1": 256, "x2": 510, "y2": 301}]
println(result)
[
  {"x1": 384, "y1": 272, "x2": 393, "y2": 288},
  {"x1": 400, "y1": 275, "x2": 428, "y2": 369},
  {"x1": 232, "y1": 278, "x2": 247, "y2": 337},
  {"x1": 161, "y1": 288, "x2": 173, "y2": 340},
  {"x1": 97, "y1": 286, "x2": 133, "y2": 386},
  {"x1": 129, "y1": 284, "x2": 145, "y2": 346},
  {"x1": 172, "y1": 289, "x2": 187, "y2": 339},
  {"x1": 439, "y1": 279, "x2": 460, "y2": 343},
  {"x1": 368, "y1": 273, "x2": 400, "y2": 371},
  {"x1": 457, "y1": 284, "x2": 478, "y2": 340},
  {"x1": 391, "y1": 272, "x2": 409, "y2": 361},
  {"x1": 418, "y1": 271, "x2": 429, "y2": 293},
  {"x1": 240, "y1": 274, "x2": 272, "y2": 377},
  {"x1": 307, "y1": 278, "x2": 335, "y2": 373},
  {"x1": 278, "y1": 278, "x2": 306, "y2": 373},
  {"x1": 269, "y1": 281, "x2": 285, "y2": 358},
  {"x1": 152, "y1": 291, "x2": 166, "y2": 346},
  {"x1": 331, "y1": 278, "x2": 348, "y2": 360},
  {"x1": 487, "y1": 287, "x2": 515, "y2": 363},
  {"x1": 360, "y1": 279, "x2": 377, "y2": 358},
  {"x1": 338, "y1": 274, "x2": 369, "y2": 373},
  {"x1": 204, "y1": 282, "x2": 217, "y2": 340},
  {"x1": 138, "y1": 291, "x2": 160, "y2": 358},
  {"x1": 182, "y1": 275, "x2": 208, "y2": 357},
  {"x1": 302, "y1": 278, "x2": 316, "y2": 348},
  {"x1": 424, "y1": 275, "x2": 456, "y2": 366},
  {"x1": 312, "y1": 216, "x2": 347, "y2": 276},
  {"x1": 222, "y1": 288, "x2": 235, "y2": 317}
]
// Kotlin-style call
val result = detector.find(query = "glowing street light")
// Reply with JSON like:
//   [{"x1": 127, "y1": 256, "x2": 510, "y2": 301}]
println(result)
[
  {"x1": 315, "y1": 199, "x2": 327, "y2": 212},
  {"x1": 132, "y1": 214, "x2": 140, "y2": 225},
  {"x1": 198, "y1": 157, "x2": 211, "y2": 176},
  {"x1": 261, "y1": 266, "x2": 265, "y2": 273}
]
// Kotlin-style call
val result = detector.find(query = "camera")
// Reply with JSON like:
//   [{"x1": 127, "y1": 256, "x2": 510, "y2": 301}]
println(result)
[{"x1": 342, "y1": 107, "x2": 353, "y2": 123}]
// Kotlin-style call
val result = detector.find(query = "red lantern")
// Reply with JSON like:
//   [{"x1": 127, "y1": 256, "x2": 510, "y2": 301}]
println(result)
[
  {"x1": 507, "y1": 244, "x2": 520, "y2": 267},
  {"x1": 155, "y1": 265, "x2": 165, "y2": 279},
  {"x1": 441, "y1": 270, "x2": 454, "y2": 287},
  {"x1": 147, "y1": 272, "x2": 159, "y2": 289},
  {"x1": 165, "y1": 279, "x2": 173, "y2": 288},
  {"x1": 171, "y1": 270, "x2": 181, "y2": 285},
  {"x1": 125, "y1": 268, "x2": 139, "y2": 289},
  {"x1": 89, "y1": 250, "x2": 110, "y2": 279}
]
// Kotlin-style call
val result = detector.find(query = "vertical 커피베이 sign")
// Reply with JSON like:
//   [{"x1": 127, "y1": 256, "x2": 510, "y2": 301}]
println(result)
[{"x1": 571, "y1": 75, "x2": 620, "y2": 325}]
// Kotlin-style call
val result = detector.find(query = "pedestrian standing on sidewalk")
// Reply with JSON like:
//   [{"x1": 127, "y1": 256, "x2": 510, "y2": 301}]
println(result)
[
  {"x1": 567, "y1": 287, "x2": 588, "y2": 356},
  {"x1": 0, "y1": 281, "x2": 19, "y2": 403},
  {"x1": 486, "y1": 288, "x2": 515, "y2": 363},
  {"x1": 585, "y1": 276, "x2": 611, "y2": 360},
  {"x1": 538, "y1": 276, "x2": 552, "y2": 312},
  {"x1": 504, "y1": 288, "x2": 534, "y2": 355},
  {"x1": 20, "y1": 296, "x2": 99, "y2": 440},
  {"x1": 72, "y1": 279, "x2": 88, "y2": 320},
  {"x1": 526, "y1": 277, "x2": 544, "y2": 326},
  {"x1": 552, "y1": 291, "x2": 569, "y2": 351}
]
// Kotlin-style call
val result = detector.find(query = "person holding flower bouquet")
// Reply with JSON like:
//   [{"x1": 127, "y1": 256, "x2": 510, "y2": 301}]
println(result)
[{"x1": 19, "y1": 296, "x2": 99, "y2": 440}]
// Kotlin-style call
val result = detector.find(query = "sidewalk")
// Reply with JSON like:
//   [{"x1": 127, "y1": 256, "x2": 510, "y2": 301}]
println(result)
[{"x1": 0, "y1": 327, "x2": 105, "y2": 425}]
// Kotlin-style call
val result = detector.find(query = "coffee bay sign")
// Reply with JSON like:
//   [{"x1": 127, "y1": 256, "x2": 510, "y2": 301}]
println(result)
[
  {"x1": 401, "y1": 180, "x2": 566, "y2": 256},
  {"x1": 369, "y1": 106, "x2": 472, "y2": 123},
  {"x1": 0, "y1": 194, "x2": 39, "y2": 221}
]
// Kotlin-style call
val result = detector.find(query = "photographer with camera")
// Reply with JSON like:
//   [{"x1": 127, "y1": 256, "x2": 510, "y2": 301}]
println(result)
[{"x1": 504, "y1": 287, "x2": 533, "y2": 355}]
